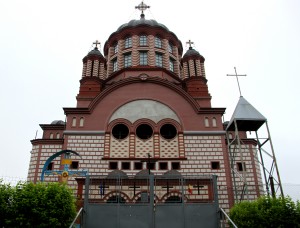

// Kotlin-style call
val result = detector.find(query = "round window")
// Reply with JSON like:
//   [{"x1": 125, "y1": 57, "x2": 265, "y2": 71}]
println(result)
[
  {"x1": 112, "y1": 124, "x2": 129, "y2": 140},
  {"x1": 160, "y1": 124, "x2": 177, "y2": 140},
  {"x1": 136, "y1": 124, "x2": 153, "y2": 140}
]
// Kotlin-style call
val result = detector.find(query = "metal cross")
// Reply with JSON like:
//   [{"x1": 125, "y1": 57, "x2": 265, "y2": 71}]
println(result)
[
  {"x1": 186, "y1": 40, "x2": 194, "y2": 48},
  {"x1": 93, "y1": 40, "x2": 101, "y2": 48},
  {"x1": 135, "y1": 1, "x2": 150, "y2": 14},
  {"x1": 227, "y1": 67, "x2": 247, "y2": 97}
]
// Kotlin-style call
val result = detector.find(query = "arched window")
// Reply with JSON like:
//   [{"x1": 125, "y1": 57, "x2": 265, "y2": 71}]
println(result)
[
  {"x1": 139, "y1": 51, "x2": 148, "y2": 65},
  {"x1": 79, "y1": 117, "x2": 84, "y2": 127},
  {"x1": 155, "y1": 37, "x2": 162, "y2": 48},
  {"x1": 113, "y1": 58, "x2": 118, "y2": 72},
  {"x1": 212, "y1": 117, "x2": 217, "y2": 127},
  {"x1": 204, "y1": 117, "x2": 209, "y2": 127},
  {"x1": 49, "y1": 133, "x2": 54, "y2": 139},
  {"x1": 139, "y1": 35, "x2": 147, "y2": 46},
  {"x1": 125, "y1": 37, "x2": 132, "y2": 48},
  {"x1": 124, "y1": 53, "x2": 132, "y2": 68},
  {"x1": 229, "y1": 133, "x2": 233, "y2": 139},
  {"x1": 168, "y1": 42, "x2": 173, "y2": 53},
  {"x1": 56, "y1": 133, "x2": 60, "y2": 139},
  {"x1": 114, "y1": 42, "x2": 118, "y2": 54},
  {"x1": 72, "y1": 117, "x2": 76, "y2": 127},
  {"x1": 155, "y1": 53, "x2": 163, "y2": 67},
  {"x1": 169, "y1": 58, "x2": 174, "y2": 72}
]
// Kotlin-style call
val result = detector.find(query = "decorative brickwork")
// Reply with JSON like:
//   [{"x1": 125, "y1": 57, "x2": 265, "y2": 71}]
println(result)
[
  {"x1": 110, "y1": 136, "x2": 130, "y2": 158},
  {"x1": 160, "y1": 136, "x2": 179, "y2": 158}
]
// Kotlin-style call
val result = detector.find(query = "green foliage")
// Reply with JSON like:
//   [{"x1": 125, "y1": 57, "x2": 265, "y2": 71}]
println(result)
[
  {"x1": 0, "y1": 180, "x2": 76, "y2": 227},
  {"x1": 229, "y1": 196, "x2": 300, "y2": 228}
]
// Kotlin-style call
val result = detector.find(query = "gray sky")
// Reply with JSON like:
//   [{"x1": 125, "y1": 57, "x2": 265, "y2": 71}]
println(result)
[{"x1": 0, "y1": 0, "x2": 299, "y2": 198}]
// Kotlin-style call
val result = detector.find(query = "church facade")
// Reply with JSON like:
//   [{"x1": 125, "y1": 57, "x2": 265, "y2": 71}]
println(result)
[{"x1": 27, "y1": 3, "x2": 263, "y2": 211}]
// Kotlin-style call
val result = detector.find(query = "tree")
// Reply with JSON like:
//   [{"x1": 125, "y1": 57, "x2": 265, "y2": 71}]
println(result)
[
  {"x1": 229, "y1": 196, "x2": 300, "y2": 228},
  {"x1": 0, "y1": 181, "x2": 76, "y2": 227}
]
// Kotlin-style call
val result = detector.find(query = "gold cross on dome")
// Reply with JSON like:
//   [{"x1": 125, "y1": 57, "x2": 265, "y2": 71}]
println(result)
[
  {"x1": 135, "y1": 1, "x2": 150, "y2": 14},
  {"x1": 93, "y1": 40, "x2": 101, "y2": 48},
  {"x1": 186, "y1": 40, "x2": 194, "y2": 48}
]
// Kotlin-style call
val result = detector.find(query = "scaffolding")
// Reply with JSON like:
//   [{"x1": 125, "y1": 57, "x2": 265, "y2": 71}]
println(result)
[{"x1": 226, "y1": 96, "x2": 284, "y2": 202}]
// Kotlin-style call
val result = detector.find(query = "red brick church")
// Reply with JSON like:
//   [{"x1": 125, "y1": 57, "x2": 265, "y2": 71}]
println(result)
[{"x1": 27, "y1": 2, "x2": 265, "y2": 214}]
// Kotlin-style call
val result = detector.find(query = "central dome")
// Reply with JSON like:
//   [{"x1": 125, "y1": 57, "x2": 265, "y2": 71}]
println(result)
[{"x1": 117, "y1": 14, "x2": 169, "y2": 32}]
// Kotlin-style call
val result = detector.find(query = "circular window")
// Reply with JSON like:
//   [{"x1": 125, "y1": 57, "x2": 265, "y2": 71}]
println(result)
[
  {"x1": 160, "y1": 124, "x2": 177, "y2": 140},
  {"x1": 136, "y1": 124, "x2": 153, "y2": 140},
  {"x1": 112, "y1": 124, "x2": 129, "y2": 140}
]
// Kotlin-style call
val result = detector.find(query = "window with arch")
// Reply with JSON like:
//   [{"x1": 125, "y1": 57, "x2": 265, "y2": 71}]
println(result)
[
  {"x1": 139, "y1": 35, "x2": 147, "y2": 46},
  {"x1": 124, "y1": 37, "x2": 132, "y2": 48},
  {"x1": 124, "y1": 53, "x2": 132, "y2": 68},
  {"x1": 136, "y1": 124, "x2": 153, "y2": 140},
  {"x1": 155, "y1": 53, "x2": 163, "y2": 67},
  {"x1": 139, "y1": 51, "x2": 148, "y2": 65},
  {"x1": 212, "y1": 117, "x2": 217, "y2": 127},
  {"x1": 155, "y1": 37, "x2": 162, "y2": 48},
  {"x1": 228, "y1": 133, "x2": 233, "y2": 139},
  {"x1": 72, "y1": 117, "x2": 76, "y2": 127},
  {"x1": 114, "y1": 42, "x2": 118, "y2": 54},
  {"x1": 204, "y1": 117, "x2": 209, "y2": 127},
  {"x1": 168, "y1": 42, "x2": 173, "y2": 53},
  {"x1": 169, "y1": 58, "x2": 174, "y2": 72},
  {"x1": 112, "y1": 124, "x2": 129, "y2": 140},
  {"x1": 56, "y1": 133, "x2": 60, "y2": 139},
  {"x1": 113, "y1": 58, "x2": 118, "y2": 72},
  {"x1": 79, "y1": 117, "x2": 84, "y2": 127},
  {"x1": 160, "y1": 124, "x2": 177, "y2": 140},
  {"x1": 49, "y1": 133, "x2": 54, "y2": 139}
]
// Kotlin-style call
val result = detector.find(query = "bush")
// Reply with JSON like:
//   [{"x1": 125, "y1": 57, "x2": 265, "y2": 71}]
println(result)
[
  {"x1": 0, "y1": 180, "x2": 76, "y2": 227},
  {"x1": 229, "y1": 196, "x2": 300, "y2": 228}
]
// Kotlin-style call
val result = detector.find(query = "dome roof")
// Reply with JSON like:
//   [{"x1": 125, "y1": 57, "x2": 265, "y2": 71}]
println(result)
[
  {"x1": 183, "y1": 47, "x2": 203, "y2": 59},
  {"x1": 117, "y1": 14, "x2": 169, "y2": 33},
  {"x1": 87, "y1": 47, "x2": 103, "y2": 57},
  {"x1": 51, "y1": 120, "x2": 65, "y2": 125}
]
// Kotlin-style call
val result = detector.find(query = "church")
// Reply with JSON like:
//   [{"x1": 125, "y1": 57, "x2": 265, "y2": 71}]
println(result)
[{"x1": 27, "y1": 2, "x2": 270, "y2": 226}]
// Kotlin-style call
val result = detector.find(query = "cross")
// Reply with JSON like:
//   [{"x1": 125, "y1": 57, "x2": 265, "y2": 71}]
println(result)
[
  {"x1": 193, "y1": 180, "x2": 204, "y2": 195},
  {"x1": 186, "y1": 40, "x2": 194, "y2": 48},
  {"x1": 41, "y1": 150, "x2": 88, "y2": 183},
  {"x1": 99, "y1": 181, "x2": 110, "y2": 197},
  {"x1": 140, "y1": 153, "x2": 157, "y2": 175},
  {"x1": 129, "y1": 182, "x2": 141, "y2": 196},
  {"x1": 93, "y1": 40, "x2": 101, "y2": 49},
  {"x1": 227, "y1": 67, "x2": 247, "y2": 97},
  {"x1": 135, "y1": 1, "x2": 150, "y2": 14},
  {"x1": 162, "y1": 180, "x2": 173, "y2": 194}
]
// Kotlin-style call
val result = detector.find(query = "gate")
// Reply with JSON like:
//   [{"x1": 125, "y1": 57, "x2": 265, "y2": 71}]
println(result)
[{"x1": 79, "y1": 174, "x2": 220, "y2": 228}]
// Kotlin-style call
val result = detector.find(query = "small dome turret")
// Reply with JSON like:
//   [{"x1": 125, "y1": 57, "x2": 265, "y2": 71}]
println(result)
[
  {"x1": 181, "y1": 43, "x2": 206, "y2": 79},
  {"x1": 183, "y1": 46, "x2": 204, "y2": 61},
  {"x1": 81, "y1": 41, "x2": 106, "y2": 79}
]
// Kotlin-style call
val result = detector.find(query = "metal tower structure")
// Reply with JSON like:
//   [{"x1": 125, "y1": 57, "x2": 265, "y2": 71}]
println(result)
[{"x1": 226, "y1": 96, "x2": 284, "y2": 202}]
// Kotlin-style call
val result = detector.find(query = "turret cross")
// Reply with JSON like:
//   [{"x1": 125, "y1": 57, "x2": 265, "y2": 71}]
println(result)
[
  {"x1": 93, "y1": 40, "x2": 101, "y2": 48},
  {"x1": 186, "y1": 40, "x2": 194, "y2": 48}
]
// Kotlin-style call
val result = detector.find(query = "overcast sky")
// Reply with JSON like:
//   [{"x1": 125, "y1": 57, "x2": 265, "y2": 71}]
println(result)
[{"x1": 0, "y1": 0, "x2": 299, "y2": 198}]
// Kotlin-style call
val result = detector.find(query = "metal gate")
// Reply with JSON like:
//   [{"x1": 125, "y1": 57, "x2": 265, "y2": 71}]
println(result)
[{"x1": 80, "y1": 174, "x2": 220, "y2": 228}]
